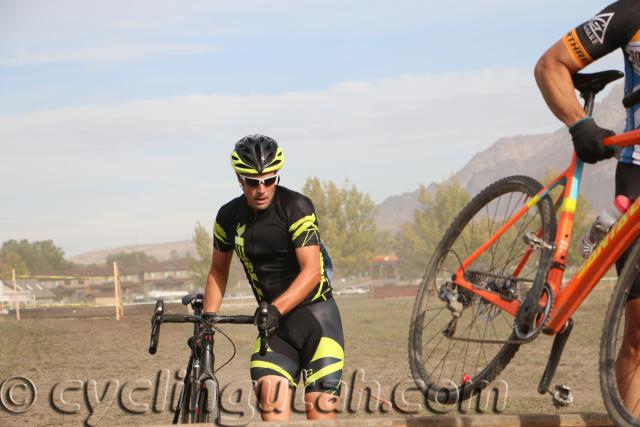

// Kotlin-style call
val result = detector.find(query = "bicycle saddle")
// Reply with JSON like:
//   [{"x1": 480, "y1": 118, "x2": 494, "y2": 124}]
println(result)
[
  {"x1": 181, "y1": 293, "x2": 204, "y2": 306},
  {"x1": 572, "y1": 70, "x2": 623, "y2": 97}
]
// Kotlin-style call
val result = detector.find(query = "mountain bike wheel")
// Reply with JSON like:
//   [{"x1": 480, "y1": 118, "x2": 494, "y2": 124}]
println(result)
[
  {"x1": 600, "y1": 239, "x2": 640, "y2": 427},
  {"x1": 409, "y1": 175, "x2": 556, "y2": 404}
]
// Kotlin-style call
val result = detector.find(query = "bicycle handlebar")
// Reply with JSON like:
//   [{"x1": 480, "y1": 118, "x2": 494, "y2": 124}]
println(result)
[
  {"x1": 604, "y1": 129, "x2": 640, "y2": 149},
  {"x1": 148, "y1": 299, "x2": 255, "y2": 355},
  {"x1": 162, "y1": 313, "x2": 255, "y2": 324},
  {"x1": 162, "y1": 313, "x2": 194, "y2": 323}
]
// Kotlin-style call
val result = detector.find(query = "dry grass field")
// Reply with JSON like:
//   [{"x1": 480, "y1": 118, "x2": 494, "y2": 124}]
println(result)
[{"x1": 0, "y1": 286, "x2": 615, "y2": 426}]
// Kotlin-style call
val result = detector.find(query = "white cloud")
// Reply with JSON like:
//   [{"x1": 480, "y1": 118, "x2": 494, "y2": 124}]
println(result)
[
  {"x1": 0, "y1": 67, "x2": 563, "y2": 254},
  {"x1": 2, "y1": 66, "x2": 559, "y2": 167}
]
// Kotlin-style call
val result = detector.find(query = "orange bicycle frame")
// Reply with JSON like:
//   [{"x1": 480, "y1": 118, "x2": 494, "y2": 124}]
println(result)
[{"x1": 449, "y1": 130, "x2": 640, "y2": 334}]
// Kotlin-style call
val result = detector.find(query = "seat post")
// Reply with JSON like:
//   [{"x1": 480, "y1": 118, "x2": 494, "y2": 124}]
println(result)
[
  {"x1": 572, "y1": 70, "x2": 624, "y2": 115},
  {"x1": 582, "y1": 92, "x2": 596, "y2": 116}
]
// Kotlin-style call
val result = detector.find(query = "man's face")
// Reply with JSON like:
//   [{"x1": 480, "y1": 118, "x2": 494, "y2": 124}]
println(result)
[{"x1": 238, "y1": 171, "x2": 279, "y2": 212}]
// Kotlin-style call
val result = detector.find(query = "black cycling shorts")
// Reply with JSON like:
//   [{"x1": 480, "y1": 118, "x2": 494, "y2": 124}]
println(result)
[
  {"x1": 615, "y1": 162, "x2": 640, "y2": 300},
  {"x1": 250, "y1": 298, "x2": 344, "y2": 395}
]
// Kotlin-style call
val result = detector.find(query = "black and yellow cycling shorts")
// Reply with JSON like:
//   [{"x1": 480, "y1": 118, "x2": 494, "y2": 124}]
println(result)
[{"x1": 250, "y1": 298, "x2": 344, "y2": 395}]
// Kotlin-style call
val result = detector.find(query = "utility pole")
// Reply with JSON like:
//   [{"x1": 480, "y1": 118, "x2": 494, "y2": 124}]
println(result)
[
  {"x1": 12, "y1": 268, "x2": 20, "y2": 321},
  {"x1": 113, "y1": 262, "x2": 124, "y2": 320}
]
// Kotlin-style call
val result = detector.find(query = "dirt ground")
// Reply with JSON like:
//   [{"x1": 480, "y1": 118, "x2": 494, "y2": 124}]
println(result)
[{"x1": 0, "y1": 288, "x2": 612, "y2": 426}]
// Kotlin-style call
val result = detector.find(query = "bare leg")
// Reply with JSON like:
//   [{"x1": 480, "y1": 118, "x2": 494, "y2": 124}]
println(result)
[
  {"x1": 254, "y1": 375, "x2": 293, "y2": 421},
  {"x1": 616, "y1": 298, "x2": 640, "y2": 417},
  {"x1": 304, "y1": 391, "x2": 339, "y2": 420}
]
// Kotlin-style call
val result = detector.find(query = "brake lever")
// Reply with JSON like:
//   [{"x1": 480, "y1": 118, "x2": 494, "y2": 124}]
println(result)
[{"x1": 149, "y1": 300, "x2": 164, "y2": 354}]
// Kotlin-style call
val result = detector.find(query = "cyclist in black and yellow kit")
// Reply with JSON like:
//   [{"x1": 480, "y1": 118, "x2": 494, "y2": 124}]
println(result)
[
  {"x1": 535, "y1": 0, "x2": 640, "y2": 415},
  {"x1": 203, "y1": 134, "x2": 344, "y2": 421}
]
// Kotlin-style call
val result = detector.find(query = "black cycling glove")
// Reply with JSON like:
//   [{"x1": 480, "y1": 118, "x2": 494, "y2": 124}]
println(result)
[
  {"x1": 254, "y1": 303, "x2": 281, "y2": 335},
  {"x1": 569, "y1": 117, "x2": 616, "y2": 164}
]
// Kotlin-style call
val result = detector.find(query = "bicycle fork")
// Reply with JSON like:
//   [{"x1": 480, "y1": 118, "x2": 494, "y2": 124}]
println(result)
[{"x1": 173, "y1": 354, "x2": 194, "y2": 424}]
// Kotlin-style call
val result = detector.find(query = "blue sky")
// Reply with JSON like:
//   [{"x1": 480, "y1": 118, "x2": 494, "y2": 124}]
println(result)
[{"x1": 0, "y1": 0, "x2": 624, "y2": 256}]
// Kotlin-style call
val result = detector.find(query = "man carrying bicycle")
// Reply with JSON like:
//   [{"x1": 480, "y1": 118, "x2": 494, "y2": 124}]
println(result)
[
  {"x1": 203, "y1": 134, "x2": 344, "y2": 421},
  {"x1": 535, "y1": 0, "x2": 640, "y2": 414}
]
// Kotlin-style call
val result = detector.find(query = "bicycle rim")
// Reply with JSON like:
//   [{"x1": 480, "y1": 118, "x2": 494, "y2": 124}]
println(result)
[
  {"x1": 409, "y1": 175, "x2": 555, "y2": 404},
  {"x1": 600, "y1": 239, "x2": 640, "y2": 427}
]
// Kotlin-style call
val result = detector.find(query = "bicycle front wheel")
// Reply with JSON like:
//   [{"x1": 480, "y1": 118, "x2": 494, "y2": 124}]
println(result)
[
  {"x1": 409, "y1": 175, "x2": 556, "y2": 403},
  {"x1": 600, "y1": 239, "x2": 640, "y2": 427}
]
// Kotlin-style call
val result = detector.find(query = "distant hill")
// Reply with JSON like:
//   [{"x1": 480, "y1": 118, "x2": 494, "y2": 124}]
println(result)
[
  {"x1": 69, "y1": 240, "x2": 196, "y2": 265},
  {"x1": 375, "y1": 84, "x2": 626, "y2": 231}
]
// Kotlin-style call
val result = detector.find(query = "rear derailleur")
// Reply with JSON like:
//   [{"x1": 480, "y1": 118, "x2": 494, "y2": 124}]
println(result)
[{"x1": 439, "y1": 282, "x2": 464, "y2": 337}]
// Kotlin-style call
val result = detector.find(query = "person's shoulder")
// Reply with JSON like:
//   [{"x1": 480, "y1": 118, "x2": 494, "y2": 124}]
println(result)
[
  {"x1": 276, "y1": 186, "x2": 314, "y2": 210},
  {"x1": 216, "y1": 194, "x2": 245, "y2": 220}
]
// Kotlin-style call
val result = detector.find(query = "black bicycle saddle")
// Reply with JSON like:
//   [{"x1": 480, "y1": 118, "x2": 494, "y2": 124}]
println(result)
[
  {"x1": 181, "y1": 293, "x2": 204, "y2": 306},
  {"x1": 572, "y1": 70, "x2": 623, "y2": 96}
]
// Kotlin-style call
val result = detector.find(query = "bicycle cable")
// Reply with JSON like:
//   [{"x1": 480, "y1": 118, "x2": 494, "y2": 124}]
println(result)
[
  {"x1": 212, "y1": 323, "x2": 238, "y2": 373},
  {"x1": 198, "y1": 318, "x2": 239, "y2": 374}
]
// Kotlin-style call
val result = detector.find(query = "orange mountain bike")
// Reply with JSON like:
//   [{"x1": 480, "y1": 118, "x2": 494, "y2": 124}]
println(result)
[{"x1": 408, "y1": 70, "x2": 640, "y2": 426}]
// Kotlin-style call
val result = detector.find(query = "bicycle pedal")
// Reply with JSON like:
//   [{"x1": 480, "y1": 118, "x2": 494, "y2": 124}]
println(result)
[
  {"x1": 523, "y1": 232, "x2": 555, "y2": 251},
  {"x1": 550, "y1": 384, "x2": 573, "y2": 407}
]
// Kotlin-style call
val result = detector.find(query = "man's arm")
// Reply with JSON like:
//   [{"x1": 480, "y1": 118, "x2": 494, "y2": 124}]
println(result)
[
  {"x1": 271, "y1": 245, "x2": 321, "y2": 315},
  {"x1": 534, "y1": 40, "x2": 586, "y2": 126},
  {"x1": 203, "y1": 249, "x2": 233, "y2": 313}
]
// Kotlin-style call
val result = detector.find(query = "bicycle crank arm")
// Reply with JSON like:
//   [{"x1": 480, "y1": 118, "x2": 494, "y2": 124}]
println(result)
[
  {"x1": 514, "y1": 246, "x2": 554, "y2": 340},
  {"x1": 538, "y1": 318, "x2": 573, "y2": 394}
]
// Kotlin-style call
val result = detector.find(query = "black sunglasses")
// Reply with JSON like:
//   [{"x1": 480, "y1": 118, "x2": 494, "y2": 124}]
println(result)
[{"x1": 240, "y1": 174, "x2": 279, "y2": 188}]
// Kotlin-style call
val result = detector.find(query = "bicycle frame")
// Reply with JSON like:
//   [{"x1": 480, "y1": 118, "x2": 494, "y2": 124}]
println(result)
[
  {"x1": 174, "y1": 298, "x2": 219, "y2": 424},
  {"x1": 450, "y1": 130, "x2": 640, "y2": 334}
]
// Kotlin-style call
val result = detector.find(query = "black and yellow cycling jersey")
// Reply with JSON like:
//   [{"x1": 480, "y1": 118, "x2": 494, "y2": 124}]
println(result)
[
  {"x1": 213, "y1": 185, "x2": 333, "y2": 305},
  {"x1": 250, "y1": 298, "x2": 344, "y2": 395},
  {"x1": 561, "y1": 0, "x2": 640, "y2": 164}
]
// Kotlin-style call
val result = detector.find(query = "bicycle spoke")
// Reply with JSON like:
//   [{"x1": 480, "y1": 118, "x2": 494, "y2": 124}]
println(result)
[
  {"x1": 458, "y1": 303, "x2": 479, "y2": 382},
  {"x1": 434, "y1": 306, "x2": 479, "y2": 384},
  {"x1": 491, "y1": 202, "x2": 538, "y2": 273},
  {"x1": 488, "y1": 195, "x2": 503, "y2": 262},
  {"x1": 474, "y1": 316, "x2": 492, "y2": 377},
  {"x1": 498, "y1": 191, "x2": 516, "y2": 233},
  {"x1": 420, "y1": 306, "x2": 447, "y2": 333}
]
